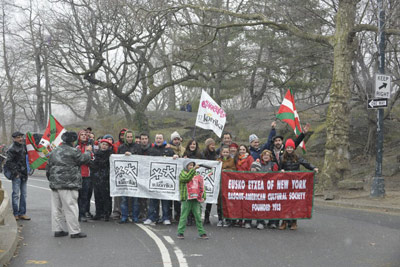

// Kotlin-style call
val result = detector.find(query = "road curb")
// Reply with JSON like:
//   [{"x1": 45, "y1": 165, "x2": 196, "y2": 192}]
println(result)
[
  {"x1": 314, "y1": 198, "x2": 400, "y2": 214},
  {"x1": 0, "y1": 190, "x2": 19, "y2": 267}
]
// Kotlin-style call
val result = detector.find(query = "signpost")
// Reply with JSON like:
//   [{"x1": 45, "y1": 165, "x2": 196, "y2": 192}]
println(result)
[{"x1": 371, "y1": 0, "x2": 386, "y2": 198}]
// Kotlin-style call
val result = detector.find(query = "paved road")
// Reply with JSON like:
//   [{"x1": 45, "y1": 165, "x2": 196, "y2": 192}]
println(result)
[{"x1": 1, "y1": 173, "x2": 400, "y2": 267}]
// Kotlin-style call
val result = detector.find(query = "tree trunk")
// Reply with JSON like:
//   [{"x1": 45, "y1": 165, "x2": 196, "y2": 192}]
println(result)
[
  {"x1": 0, "y1": 94, "x2": 7, "y2": 143},
  {"x1": 134, "y1": 105, "x2": 149, "y2": 133},
  {"x1": 320, "y1": 0, "x2": 357, "y2": 190}
]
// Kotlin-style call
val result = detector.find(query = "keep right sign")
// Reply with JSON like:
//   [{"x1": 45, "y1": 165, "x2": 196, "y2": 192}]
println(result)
[{"x1": 375, "y1": 74, "x2": 391, "y2": 98}]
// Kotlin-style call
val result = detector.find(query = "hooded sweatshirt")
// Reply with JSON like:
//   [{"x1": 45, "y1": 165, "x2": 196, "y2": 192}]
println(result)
[
  {"x1": 76, "y1": 129, "x2": 92, "y2": 177},
  {"x1": 117, "y1": 130, "x2": 139, "y2": 154}
]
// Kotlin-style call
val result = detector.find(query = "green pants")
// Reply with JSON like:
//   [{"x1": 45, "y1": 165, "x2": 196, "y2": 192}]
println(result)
[{"x1": 177, "y1": 200, "x2": 206, "y2": 236}]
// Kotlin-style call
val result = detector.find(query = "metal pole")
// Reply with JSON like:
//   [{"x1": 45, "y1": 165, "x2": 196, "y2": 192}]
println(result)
[{"x1": 371, "y1": 0, "x2": 385, "y2": 197}]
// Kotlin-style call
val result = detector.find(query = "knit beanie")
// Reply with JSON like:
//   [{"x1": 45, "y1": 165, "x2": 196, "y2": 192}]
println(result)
[
  {"x1": 103, "y1": 134, "x2": 114, "y2": 143},
  {"x1": 251, "y1": 160, "x2": 262, "y2": 171},
  {"x1": 205, "y1": 138, "x2": 215, "y2": 147},
  {"x1": 285, "y1": 138, "x2": 295, "y2": 149},
  {"x1": 249, "y1": 134, "x2": 259, "y2": 144},
  {"x1": 171, "y1": 131, "x2": 181, "y2": 141},
  {"x1": 229, "y1": 142, "x2": 238, "y2": 149}
]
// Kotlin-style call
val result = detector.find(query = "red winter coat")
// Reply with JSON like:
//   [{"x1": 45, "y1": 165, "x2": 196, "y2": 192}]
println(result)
[{"x1": 236, "y1": 154, "x2": 254, "y2": 171}]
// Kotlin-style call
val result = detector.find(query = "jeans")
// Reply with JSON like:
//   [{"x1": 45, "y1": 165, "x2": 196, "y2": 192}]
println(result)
[
  {"x1": 147, "y1": 199, "x2": 171, "y2": 222},
  {"x1": 121, "y1": 197, "x2": 139, "y2": 222},
  {"x1": 12, "y1": 178, "x2": 27, "y2": 216}
]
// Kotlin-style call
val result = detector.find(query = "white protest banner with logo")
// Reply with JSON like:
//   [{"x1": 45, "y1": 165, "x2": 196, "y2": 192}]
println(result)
[
  {"x1": 110, "y1": 154, "x2": 222, "y2": 204},
  {"x1": 195, "y1": 90, "x2": 226, "y2": 138}
]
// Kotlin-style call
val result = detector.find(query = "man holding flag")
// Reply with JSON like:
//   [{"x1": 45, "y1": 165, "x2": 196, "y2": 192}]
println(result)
[{"x1": 271, "y1": 89, "x2": 310, "y2": 164}]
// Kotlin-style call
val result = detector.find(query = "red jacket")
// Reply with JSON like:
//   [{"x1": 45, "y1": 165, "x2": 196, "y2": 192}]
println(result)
[
  {"x1": 77, "y1": 130, "x2": 92, "y2": 177},
  {"x1": 236, "y1": 154, "x2": 254, "y2": 171}
]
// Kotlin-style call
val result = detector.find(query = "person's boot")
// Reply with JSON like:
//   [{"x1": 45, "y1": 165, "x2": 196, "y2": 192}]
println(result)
[
  {"x1": 290, "y1": 221, "x2": 297, "y2": 230},
  {"x1": 204, "y1": 210, "x2": 210, "y2": 224},
  {"x1": 279, "y1": 221, "x2": 287, "y2": 230}
]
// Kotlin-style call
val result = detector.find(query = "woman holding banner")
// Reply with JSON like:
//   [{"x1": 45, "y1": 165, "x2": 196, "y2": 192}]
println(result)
[{"x1": 279, "y1": 139, "x2": 318, "y2": 230}]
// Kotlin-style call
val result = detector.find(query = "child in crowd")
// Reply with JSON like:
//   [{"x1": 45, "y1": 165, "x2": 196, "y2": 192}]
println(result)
[
  {"x1": 183, "y1": 139, "x2": 202, "y2": 226},
  {"x1": 217, "y1": 145, "x2": 236, "y2": 227},
  {"x1": 255, "y1": 150, "x2": 280, "y2": 229},
  {"x1": 90, "y1": 139, "x2": 113, "y2": 221},
  {"x1": 279, "y1": 139, "x2": 318, "y2": 230},
  {"x1": 177, "y1": 160, "x2": 208, "y2": 240},
  {"x1": 229, "y1": 143, "x2": 238, "y2": 159}
]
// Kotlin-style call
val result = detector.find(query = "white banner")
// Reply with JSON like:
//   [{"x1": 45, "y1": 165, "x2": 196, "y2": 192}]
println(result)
[
  {"x1": 110, "y1": 154, "x2": 222, "y2": 204},
  {"x1": 195, "y1": 90, "x2": 226, "y2": 138}
]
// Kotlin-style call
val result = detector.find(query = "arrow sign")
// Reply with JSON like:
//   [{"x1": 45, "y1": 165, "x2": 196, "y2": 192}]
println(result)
[
  {"x1": 375, "y1": 74, "x2": 391, "y2": 98},
  {"x1": 378, "y1": 83, "x2": 387, "y2": 90},
  {"x1": 367, "y1": 98, "x2": 388, "y2": 109}
]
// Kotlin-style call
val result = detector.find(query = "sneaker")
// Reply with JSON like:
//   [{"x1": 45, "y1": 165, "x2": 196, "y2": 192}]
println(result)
[
  {"x1": 143, "y1": 219, "x2": 155, "y2": 225},
  {"x1": 54, "y1": 231, "x2": 69, "y2": 237},
  {"x1": 269, "y1": 224, "x2": 277, "y2": 229},
  {"x1": 217, "y1": 220, "x2": 223, "y2": 227},
  {"x1": 200, "y1": 234, "x2": 209, "y2": 240},
  {"x1": 85, "y1": 212, "x2": 93, "y2": 219},
  {"x1": 163, "y1": 220, "x2": 171, "y2": 225},
  {"x1": 257, "y1": 223, "x2": 265, "y2": 230},
  {"x1": 70, "y1": 232, "x2": 87, "y2": 238},
  {"x1": 177, "y1": 233, "x2": 184, "y2": 239},
  {"x1": 244, "y1": 223, "x2": 251, "y2": 229},
  {"x1": 223, "y1": 220, "x2": 231, "y2": 227},
  {"x1": 19, "y1": 215, "x2": 31, "y2": 220}
]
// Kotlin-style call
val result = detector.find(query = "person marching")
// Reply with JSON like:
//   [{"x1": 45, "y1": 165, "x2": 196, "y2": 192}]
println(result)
[
  {"x1": 177, "y1": 160, "x2": 208, "y2": 240},
  {"x1": 279, "y1": 139, "x2": 318, "y2": 230}
]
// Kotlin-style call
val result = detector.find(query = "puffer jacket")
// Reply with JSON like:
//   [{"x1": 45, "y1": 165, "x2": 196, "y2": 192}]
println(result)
[
  {"x1": 5, "y1": 141, "x2": 28, "y2": 180},
  {"x1": 46, "y1": 143, "x2": 91, "y2": 190},
  {"x1": 149, "y1": 141, "x2": 174, "y2": 157},
  {"x1": 279, "y1": 156, "x2": 315, "y2": 171}
]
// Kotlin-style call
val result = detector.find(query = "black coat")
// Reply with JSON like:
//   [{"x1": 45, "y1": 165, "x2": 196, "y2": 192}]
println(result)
[
  {"x1": 5, "y1": 142, "x2": 28, "y2": 180},
  {"x1": 117, "y1": 142, "x2": 139, "y2": 155},
  {"x1": 148, "y1": 142, "x2": 174, "y2": 157},
  {"x1": 279, "y1": 155, "x2": 315, "y2": 171},
  {"x1": 90, "y1": 149, "x2": 112, "y2": 185}
]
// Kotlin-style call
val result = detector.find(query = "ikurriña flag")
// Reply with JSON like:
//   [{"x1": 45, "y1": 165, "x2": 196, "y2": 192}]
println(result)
[
  {"x1": 39, "y1": 115, "x2": 66, "y2": 152},
  {"x1": 26, "y1": 132, "x2": 48, "y2": 170},
  {"x1": 276, "y1": 89, "x2": 306, "y2": 153},
  {"x1": 26, "y1": 115, "x2": 66, "y2": 170}
]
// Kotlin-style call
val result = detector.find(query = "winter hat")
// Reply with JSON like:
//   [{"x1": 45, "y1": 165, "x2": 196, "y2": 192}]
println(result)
[
  {"x1": 171, "y1": 131, "x2": 181, "y2": 141},
  {"x1": 249, "y1": 134, "x2": 259, "y2": 144},
  {"x1": 285, "y1": 138, "x2": 295, "y2": 149},
  {"x1": 251, "y1": 160, "x2": 262, "y2": 171},
  {"x1": 272, "y1": 135, "x2": 284, "y2": 142},
  {"x1": 183, "y1": 159, "x2": 196, "y2": 171},
  {"x1": 62, "y1": 131, "x2": 78, "y2": 143},
  {"x1": 100, "y1": 139, "x2": 113, "y2": 147},
  {"x1": 205, "y1": 138, "x2": 215, "y2": 147},
  {"x1": 229, "y1": 142, "x2": 238, "y2": 149},
  {"x1": 12, "y1": 131, "x2": 24, "y2": 138},
  {"x1": 103, "y1": 134, "x2": 114, "y2": 143}
]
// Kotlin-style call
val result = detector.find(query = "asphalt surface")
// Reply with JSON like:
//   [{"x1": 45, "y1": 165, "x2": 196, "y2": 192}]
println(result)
[{"x1": 1, "y1": 173, "x2": 400, "y2": 267}]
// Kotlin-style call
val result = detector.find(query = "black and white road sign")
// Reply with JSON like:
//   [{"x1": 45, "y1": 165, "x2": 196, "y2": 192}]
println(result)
[
  {"x1": 375, "y1": 74, "x2": 391, "y2": 98},
  {"x1": 367, "y1": 98, "x2": 388, "y2": 109}
]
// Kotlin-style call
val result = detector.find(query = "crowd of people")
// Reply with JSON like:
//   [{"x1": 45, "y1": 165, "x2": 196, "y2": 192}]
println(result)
[{"x1": 2, "y1": 120, "x2": 318, "y2": 239}]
